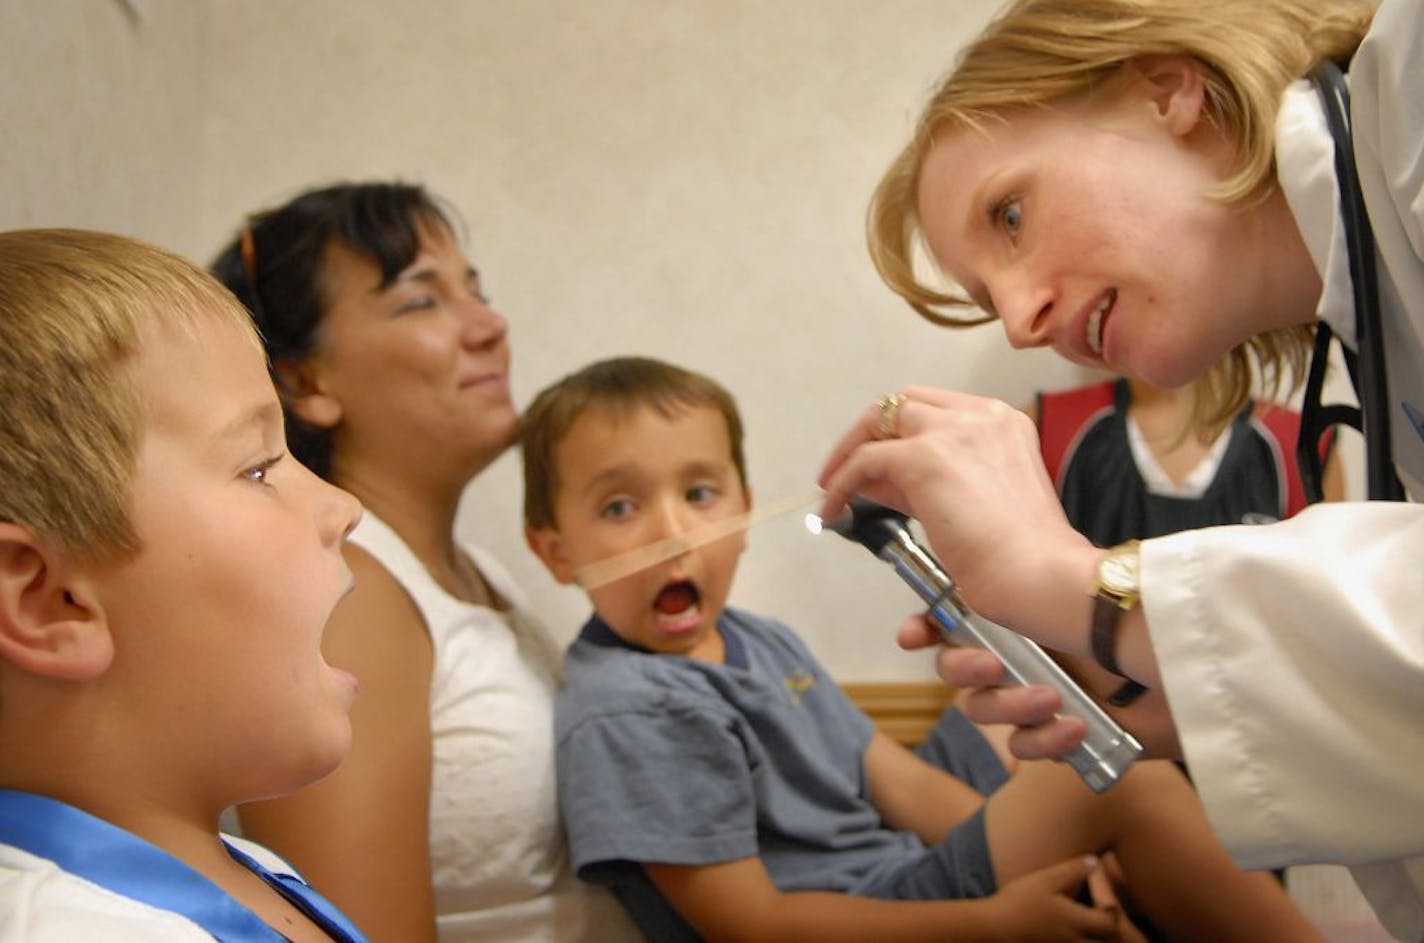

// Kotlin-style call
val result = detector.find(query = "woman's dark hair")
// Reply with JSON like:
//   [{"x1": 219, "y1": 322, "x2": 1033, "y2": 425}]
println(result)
[{"x1": 210, "y1": 181, "x2": 458, "y2": 479}]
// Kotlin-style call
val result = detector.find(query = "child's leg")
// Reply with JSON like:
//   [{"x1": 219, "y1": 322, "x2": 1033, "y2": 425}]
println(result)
[{"x1": 983, "y1": 759, "x2": 1324, "y2": 942}]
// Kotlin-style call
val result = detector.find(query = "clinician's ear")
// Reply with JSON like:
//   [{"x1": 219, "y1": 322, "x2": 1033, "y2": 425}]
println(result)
[
  {"x1": 525, "y1": 525, "x2": 579, "y2": 585},
  {"x1": 273, "y1": 358, "x2": 343, "y2": 430},
  {"x1": 1126, "y1": 55, "x2": 1208, "y2": 138},
  {"x1": 0, "y1": 525, "x2": 114, "y2": 681}
]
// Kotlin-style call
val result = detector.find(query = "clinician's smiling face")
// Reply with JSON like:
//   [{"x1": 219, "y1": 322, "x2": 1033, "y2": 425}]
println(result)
[
  {"x1": 915, "y1": 61, "x2": 1293, "y2": 388},
  {"x1": 529, "y1": 403, "x2": 750, "y2": 662}
]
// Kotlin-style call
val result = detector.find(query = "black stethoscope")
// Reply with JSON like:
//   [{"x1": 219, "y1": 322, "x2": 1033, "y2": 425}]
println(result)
[{"x1": 1298, "y1": 61, "x2": 1405, "y2": 503}]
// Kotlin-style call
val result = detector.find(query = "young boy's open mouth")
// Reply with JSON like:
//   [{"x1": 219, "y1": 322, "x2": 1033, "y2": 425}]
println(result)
[{"x1": 653, "y1": 579, "x2": 703, "y2": 634}]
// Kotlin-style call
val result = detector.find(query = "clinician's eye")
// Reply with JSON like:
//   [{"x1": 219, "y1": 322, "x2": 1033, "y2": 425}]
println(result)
[{"x1": 991, "y1": 196, "x2": 1023, "y2": 241}]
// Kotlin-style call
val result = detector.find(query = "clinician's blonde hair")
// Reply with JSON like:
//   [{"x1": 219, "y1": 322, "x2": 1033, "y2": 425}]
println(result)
[
  {"x1": 0, "y1": 229, "x2": 260, "y2": 563},
  {"x1": 870, "y1": 0, "x2": 1373, "y2": 428}
]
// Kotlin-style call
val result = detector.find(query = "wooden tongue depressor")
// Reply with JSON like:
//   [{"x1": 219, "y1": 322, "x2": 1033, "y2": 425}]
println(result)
[{"x1": 575, "y1": 488, "x2": 823, "y2": 589}]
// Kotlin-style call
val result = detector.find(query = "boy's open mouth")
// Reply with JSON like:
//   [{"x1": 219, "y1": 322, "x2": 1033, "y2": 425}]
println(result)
[{"x1": 653, "y1": 579, "x2": 702, "y2": 631}]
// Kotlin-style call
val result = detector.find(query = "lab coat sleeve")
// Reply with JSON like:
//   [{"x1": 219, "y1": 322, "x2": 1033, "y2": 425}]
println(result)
[{"x1": 1141, "y1": 501, "x2": 1424, "y2": 869}]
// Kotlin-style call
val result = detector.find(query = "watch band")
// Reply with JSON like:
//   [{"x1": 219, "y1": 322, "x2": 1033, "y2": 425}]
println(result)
[
  {"x1": 1091, "y1": 592, "x2": 1130, "y2": 677},
  {"x1": 1107, "y1": 679, "x2": 1147, "y2": 707}
]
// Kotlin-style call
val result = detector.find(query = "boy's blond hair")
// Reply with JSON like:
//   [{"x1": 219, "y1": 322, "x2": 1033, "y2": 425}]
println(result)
[
  {"x1": 0, "y1": 229, "x2": 260, "y2": 563},
  {"x1": 869, "y1": 0, "x2": 1373, "y2": 430},
  {"x1": 521, "y1": 356, "x2": 748, "y2": 531}
]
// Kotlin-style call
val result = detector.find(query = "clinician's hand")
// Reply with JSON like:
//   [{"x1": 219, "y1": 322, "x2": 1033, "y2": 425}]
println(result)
[
  {"x1": 819, "y1": 386, "x2": 1099, "y2": 649},
  {"x1": 898, "y1": 614, "x2": 1182, "y2": 761},
  {"x1": 896, "y1": 614, "x2": 1089, "y2": 761}
]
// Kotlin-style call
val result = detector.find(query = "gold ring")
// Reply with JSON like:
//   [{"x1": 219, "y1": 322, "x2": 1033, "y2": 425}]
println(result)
[{"x1": 873, "y1": 393, "x2": 906, "y2": 439}]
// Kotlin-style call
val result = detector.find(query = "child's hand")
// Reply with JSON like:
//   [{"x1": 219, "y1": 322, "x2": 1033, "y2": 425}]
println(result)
[
  {"x1": 1085, "y1": 855, "x2": 1149, "y2": 943},
  {"x1": 982, "y1": 856, "x2": 1119, "y2": 941}
]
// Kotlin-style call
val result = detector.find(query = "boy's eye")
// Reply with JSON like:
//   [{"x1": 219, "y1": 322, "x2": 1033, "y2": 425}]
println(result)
[
  {"x1": 242, "y1": 455, "x2": 282, "y2": 485},
  {"x1": 600, "y1": 497, "x2": 635, "y2": 520},
  {"x1": 686, "y1": 484, "x2": 720, "y2": 505},
  {"x1": 397, "y1": 295, "x2": 437, "y2": 314}
]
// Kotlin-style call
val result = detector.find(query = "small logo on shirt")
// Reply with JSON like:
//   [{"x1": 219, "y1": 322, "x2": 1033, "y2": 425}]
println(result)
[{"x1": 783, "y1": 667, "x2": 815, "y2": 704}]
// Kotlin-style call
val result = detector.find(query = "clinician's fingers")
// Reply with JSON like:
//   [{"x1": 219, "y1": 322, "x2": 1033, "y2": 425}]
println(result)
[
  {"x1": 924, "y1": 642, "x2": 1011, "y2": 683},
  {"x1": 956, "y1": 678, "x2": 1063, "y2": 726},
  {"x1": 894, "y1": 614, "x2": 941, "y2": 651},
  {"x1": 1006, "y1": 716, "x2": 1091, "y2": 762},
  {"x1": 816, "y1": 437, "x2": 919, "y2": 522}
]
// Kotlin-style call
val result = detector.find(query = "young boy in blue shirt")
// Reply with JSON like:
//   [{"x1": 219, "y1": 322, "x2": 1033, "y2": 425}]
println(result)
[
  {"x1": 0, "y1": 229, "x2": 367, "y2": 941},
  {"x1": 521, "y1": 355, "x2": 1323, "y2": 943}
]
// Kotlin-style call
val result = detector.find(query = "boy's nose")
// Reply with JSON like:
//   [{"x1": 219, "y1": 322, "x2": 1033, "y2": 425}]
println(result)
[
  {"x1": 316, "y1": 472, "x2": 363, "y2": 547},
  {"x1": 648, "y1": 499, "x2": 693, "y2": 545}
]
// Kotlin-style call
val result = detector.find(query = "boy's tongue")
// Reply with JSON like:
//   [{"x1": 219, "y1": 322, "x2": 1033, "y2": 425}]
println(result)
[{"x1": 654, "y1": 582, "x2": 697, "y2": 616}]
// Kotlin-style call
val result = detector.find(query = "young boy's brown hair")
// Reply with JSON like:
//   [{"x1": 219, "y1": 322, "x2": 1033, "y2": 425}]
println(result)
[{"x1": 521, "y1": 355, "x2": 748, "y2": 532}]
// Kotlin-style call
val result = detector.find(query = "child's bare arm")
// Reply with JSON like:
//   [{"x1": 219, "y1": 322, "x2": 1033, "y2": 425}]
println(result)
[
  {"x1": 645, "y1": 854, "x2": 1113, "y2": 943},
  {"x1": 862, "y1": 730, "x2": 985, "y2": 846}
]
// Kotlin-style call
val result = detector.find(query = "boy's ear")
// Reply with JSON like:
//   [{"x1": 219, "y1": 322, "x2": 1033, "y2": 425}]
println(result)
[
  {"x1": 525, "y1": 525, "x2": 579, "y2": 585},
  {"x1": 1126, "y1": 55, "x2": 1207, "y2": 139},
  {"x1": 0, "y1": 525, "x2": 113, "y2": 682},
  {"x1": 273, "y1": 358, "x2": 343, "y2": 430}
]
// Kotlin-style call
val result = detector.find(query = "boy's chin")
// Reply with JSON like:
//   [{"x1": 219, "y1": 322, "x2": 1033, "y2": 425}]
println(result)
[{"x1": 240, "y1": 729, "x2": 353, "y2": 805}]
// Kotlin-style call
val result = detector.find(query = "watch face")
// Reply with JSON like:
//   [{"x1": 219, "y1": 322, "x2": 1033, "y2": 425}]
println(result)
[{"x1": 1101, "y1": 552, "x2": 1140, "y2": 594}]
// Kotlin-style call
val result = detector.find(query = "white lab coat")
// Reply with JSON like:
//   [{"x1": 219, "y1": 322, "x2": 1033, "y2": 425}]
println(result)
[{"x1": 1143, "y1": 1, "x2": 1424, "y2": 938}]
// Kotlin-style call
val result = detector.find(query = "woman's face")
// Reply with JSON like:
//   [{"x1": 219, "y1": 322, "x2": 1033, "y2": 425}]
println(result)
[
  {"x1": 303, "y1": 218, "x2": 518, "y2": 481},
  {"x1": 915, "y1": 81, "x2": 1286, "y2": 388}
]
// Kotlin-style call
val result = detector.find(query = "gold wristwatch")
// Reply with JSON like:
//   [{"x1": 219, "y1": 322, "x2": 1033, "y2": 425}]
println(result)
[{"x1": 1091, "y1": 540, "x2": 1146, "y2": 706}]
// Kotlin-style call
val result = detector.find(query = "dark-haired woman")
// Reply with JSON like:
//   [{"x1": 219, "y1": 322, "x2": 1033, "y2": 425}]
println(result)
[{"x1": 213, "y1": 183, "x2": 639, "y2": 942}]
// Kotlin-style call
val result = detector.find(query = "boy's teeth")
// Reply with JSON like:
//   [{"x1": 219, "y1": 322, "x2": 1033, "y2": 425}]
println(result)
[
  {"x1": 1087, "y1": 292, "x2": 1113, "y2": 356},
  {"x1": 659, "y1": 602, "x2": 698, "y2": 621}
]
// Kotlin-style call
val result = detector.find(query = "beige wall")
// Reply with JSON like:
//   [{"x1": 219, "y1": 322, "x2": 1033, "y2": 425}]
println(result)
[
  {"x1": 0, "y1": 0, "x2": 206, "y2": 250},
  {"x1": 3, "y1": 0, "x2": 1098, "y2": 680}
]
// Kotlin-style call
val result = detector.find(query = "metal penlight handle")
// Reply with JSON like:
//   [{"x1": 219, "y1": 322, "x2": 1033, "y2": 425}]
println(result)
[{"x1": 815, "y1": 498, "x2": 1141, "y2": 792}]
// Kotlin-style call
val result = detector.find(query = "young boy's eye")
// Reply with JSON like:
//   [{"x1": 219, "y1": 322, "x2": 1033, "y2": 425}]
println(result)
[
  {"x1": 242, "y1": 455, "x2": 282, "y2": 486},
  {"x1": 686, "y1": 484, "x2": 720, "y2": 506},
  {"x1": 600, "y1": 497, "x2": 635, "y2": 520},
  {"x1": 397, "y1": 295, "x2": 437, "y2": 314}
]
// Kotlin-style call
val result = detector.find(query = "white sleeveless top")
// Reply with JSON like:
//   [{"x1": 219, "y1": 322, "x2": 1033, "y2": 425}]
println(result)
[{"x1": 349, "y1": 514, "x2": 640, "y2": 943}]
